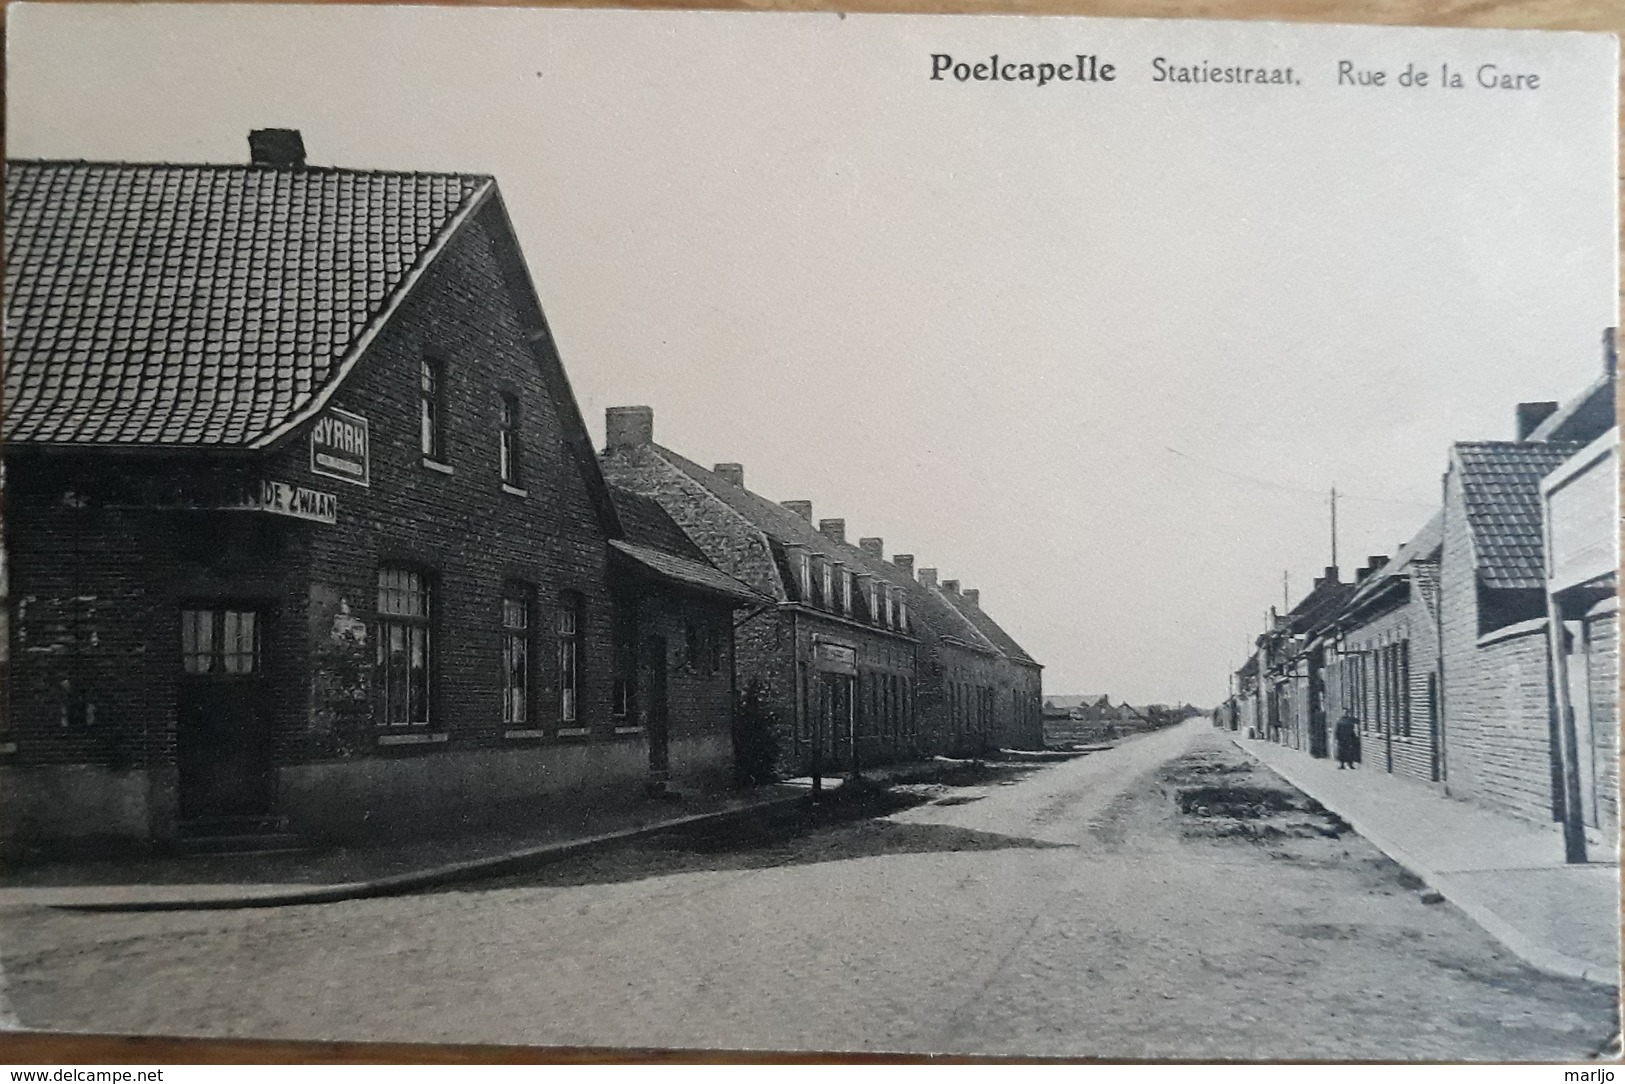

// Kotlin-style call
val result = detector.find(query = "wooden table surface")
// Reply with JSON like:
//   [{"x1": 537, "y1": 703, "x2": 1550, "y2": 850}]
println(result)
[{"x1": 1, "y1": 0, "x2": 1619, "y2": 1064}]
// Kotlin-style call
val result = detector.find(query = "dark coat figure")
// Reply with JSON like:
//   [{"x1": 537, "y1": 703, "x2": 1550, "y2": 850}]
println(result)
[{"x1": 1334, "y1": 713, "x2": 1361, "y2": 769}]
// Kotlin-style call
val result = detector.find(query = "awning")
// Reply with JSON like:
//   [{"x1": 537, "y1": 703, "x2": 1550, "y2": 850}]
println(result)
[{"x1": 609, "y1": 539, "x2": 769, "y2": 607}]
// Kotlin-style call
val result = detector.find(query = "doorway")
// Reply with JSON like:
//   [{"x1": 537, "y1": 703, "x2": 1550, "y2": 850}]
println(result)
[
  {"x1": 176, "y1": 606, "x2": 274, "y2": 821},
  {"x1": 819, "y1": 671, "x2": 855, "y2": 775},
  {"x1": 640, "y1": 635, "x2": 671, "y2": 790}
]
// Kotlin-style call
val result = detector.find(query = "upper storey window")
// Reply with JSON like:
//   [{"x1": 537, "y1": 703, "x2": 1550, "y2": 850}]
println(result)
[
  {"x1": 499, "y1": 392, "x2": 521, "y2": 486},
  {"x1": 420, "y1": 358, "x2": 446, "y2": 461}
]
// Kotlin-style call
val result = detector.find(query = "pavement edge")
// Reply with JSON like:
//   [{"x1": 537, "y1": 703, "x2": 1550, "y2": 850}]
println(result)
[{"x1": 1227, "y1": 735, "x2": 1620, "y2": 989}]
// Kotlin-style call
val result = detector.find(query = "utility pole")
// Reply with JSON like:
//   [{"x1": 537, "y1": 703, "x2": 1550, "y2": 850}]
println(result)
[
  {"x1": 1330, "y1": 484, "x2": 1339, "y2": 575},
  {"x1": 1283, "y1": 570, "x2": 1290, "y2": 612}
]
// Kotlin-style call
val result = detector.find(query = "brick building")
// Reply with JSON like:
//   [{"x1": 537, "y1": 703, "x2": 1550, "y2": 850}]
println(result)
[
  {"x1": 1323, "y1": 516, "x2": 1443, "y2": 782},
  {"x1": 0, "y1": 136, "x2": 758, "y2": 851},
  {"x1": 599, "y1": 407, "x2": 1043, "y2": 776},
  {"x1": 1438, "y1": 425, "x2": 1589, "y2": 825}
]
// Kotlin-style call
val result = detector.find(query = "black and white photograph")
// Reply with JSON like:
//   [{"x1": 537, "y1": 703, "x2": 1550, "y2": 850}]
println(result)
[{"x1": 0, "y1": 3, "x2": 1619, "y2": 1061}]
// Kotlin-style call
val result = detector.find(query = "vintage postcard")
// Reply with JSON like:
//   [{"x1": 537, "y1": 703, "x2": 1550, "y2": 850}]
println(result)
[{"x1": 0, "y1": 2, "x2": 1618, "y2": 1061}]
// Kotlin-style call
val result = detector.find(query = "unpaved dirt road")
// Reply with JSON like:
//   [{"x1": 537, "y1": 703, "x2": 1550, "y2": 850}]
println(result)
[{"x1": 1, "y1": 720, "x2": 1615, "y2": 1058}]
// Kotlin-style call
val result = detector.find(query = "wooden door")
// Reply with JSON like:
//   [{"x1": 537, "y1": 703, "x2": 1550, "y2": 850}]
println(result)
[
  {"x1": 176, "y1": 606, "x2": 274, "y2": 820},
  {"x1": 640, "y1": 635, "x2": 671, "y2": 787}
]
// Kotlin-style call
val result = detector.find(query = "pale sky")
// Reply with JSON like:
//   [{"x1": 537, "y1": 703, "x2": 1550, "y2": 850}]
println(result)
[{"x1": 8, "y1": 5, "x2": 1617, "y2": 705}]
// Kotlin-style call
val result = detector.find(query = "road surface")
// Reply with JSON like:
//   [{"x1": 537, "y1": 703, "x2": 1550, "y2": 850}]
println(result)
[{"x1": 1, "y1": 720, "x2": 1614, "y2": 1059}]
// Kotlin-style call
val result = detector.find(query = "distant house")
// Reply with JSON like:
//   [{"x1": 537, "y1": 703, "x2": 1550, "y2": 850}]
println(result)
[
  {"x1": 1325, "y1": 514, "x2": 1443, "y2": 782},
  {"x1": 1262, "y1": 567, "x2": 1355, "y2": 753},
  {"x1": 599, "y1": 408, "x2": 1043, "y2": 775},
  {"x1": 1042, "y1": 694, "x2": 1104, "y2": 718},
  {"x1": 937, "y1": 582, "x2": 1044, "y2": 749}
]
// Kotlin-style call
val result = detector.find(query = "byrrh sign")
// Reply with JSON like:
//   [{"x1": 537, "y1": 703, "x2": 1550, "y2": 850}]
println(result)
[{"x1": 310, "y1": 407, "x2": 370, "y2": 487}]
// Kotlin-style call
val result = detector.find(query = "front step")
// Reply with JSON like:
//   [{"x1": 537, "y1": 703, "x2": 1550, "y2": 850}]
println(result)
[{"x1": 174, "y1": 815, "x2": 306, "y2": 855}]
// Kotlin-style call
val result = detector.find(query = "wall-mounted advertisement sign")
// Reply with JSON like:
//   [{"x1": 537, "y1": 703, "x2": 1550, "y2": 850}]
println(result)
[
  {"x1": 226, "y1": 479, "x2": 338, "y2": 525},
  {"x1": 310, "y1": 407, "x2": 370, "y2": 487}
]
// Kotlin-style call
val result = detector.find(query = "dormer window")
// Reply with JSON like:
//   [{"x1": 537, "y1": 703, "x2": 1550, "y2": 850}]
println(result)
[
  {"x1": 821, "y1": 560, "x2": 833, "y2": 610},
  {"x1": 839, "y1": 568, "x2": 852, "y2": 615},
  {"x1": 798, "y1": 553, "x2": 811, "y2": 603}
]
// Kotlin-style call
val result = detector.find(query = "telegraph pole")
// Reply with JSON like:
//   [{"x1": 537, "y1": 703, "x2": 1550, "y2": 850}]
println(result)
[
  {"x1": 1330, "y1": 484, "x2": 1339, "y2": 574},
  {"x1": 1283, "y1": 570, "x2": 1290, "y2": 612}
]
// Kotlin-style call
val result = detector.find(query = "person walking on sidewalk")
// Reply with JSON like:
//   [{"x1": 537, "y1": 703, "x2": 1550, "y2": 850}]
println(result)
[{"x1": 1334, "y1": 711, "x2": 1361, "y2": 769}]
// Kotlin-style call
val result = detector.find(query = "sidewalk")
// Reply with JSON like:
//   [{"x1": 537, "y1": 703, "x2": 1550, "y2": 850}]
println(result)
[
  {"x1": 0, "y1": 784, "x2": 807, "y2": 913},
  {"x1": 1233, "y1": 734, "x2": 1621, "y2": 987}
]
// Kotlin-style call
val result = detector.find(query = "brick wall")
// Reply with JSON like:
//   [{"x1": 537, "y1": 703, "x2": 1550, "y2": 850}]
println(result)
[
  {"x1": 1582, "y1": 605, "x2": 1618, "y2": 837},
  {"x1": 1, "y1": 197, "x2": 661, "y2": 843},
  {"x1": 1334, "y1": 587, "x2": 1441, "y2": 784},
  {"x1": 1439, "y1": 466, "x2": 1561, "y2": 823}
]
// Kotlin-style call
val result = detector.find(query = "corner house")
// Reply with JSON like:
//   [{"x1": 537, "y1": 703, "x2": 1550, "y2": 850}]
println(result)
[{"x1": 0, "y1": 131, "x2": 762, "y2": 852}]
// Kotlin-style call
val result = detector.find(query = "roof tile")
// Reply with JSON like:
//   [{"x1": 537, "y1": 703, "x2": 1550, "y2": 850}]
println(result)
[
  {"x1": 5, "y1": 160, "x2": 488, "y2": 447},
  {"x1": 1454, "y1": 441, "x2": 1582, "y2": 589}
]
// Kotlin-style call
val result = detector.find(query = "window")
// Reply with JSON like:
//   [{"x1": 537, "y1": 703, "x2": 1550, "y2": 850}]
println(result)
[
  {"x1": 797, "y1": 554, "x2": 811, "y2": 603},
  {"x1": 866, "y1": 581, "x2": 879, "y2": 625},
  {"x1": 820, "y1": 560, "x2": 832, "y2": 610},
  {"x1": 420, "y1": 358, "x2": 446, "y2": 461},
  {"x1": 499, "y1": 393, "x2": 521, "y2": 486},
  {"x1": 558, "y1": 591, "x2": 582, "y2": 723},
  {"x1": 502, "y1": 587, "x2": 532, "y2": 726},
  {"x1": 884, "y1": 588, "x2": 895, "y2": 629},
  {"x1": 1399, "y1": 640, "x2": 1412, "y2": 738},
  {"x1": 898, "y1": 599, "x2": 910, "y2": 633},
  {"x1": 181, "y1": 608, "x2": 259, "y2": 674},
  {"x1": 840, "y1": 569, "x2": 853, "y2": 615},
  {"x1": 612, "y1": 603, "x2": 636, "y2": 722},
  {"x1": 708, "y1": 624, "x2": 723, "y2": 674},
  {"x1": 377, "y1": 569, "x2": 432, "y2": 727}
]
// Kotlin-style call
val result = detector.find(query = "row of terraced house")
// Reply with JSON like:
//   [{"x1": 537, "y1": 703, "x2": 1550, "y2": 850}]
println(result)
[
  {"x1": 0, "y1": 131, "x2": 1042, "y2": 854},
  {"x1": 1220, "y1": 339, "x2": 1619, "y2": 858}
]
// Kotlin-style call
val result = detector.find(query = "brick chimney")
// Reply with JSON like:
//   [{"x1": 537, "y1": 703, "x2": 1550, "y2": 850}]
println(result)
[
  {"x1": 858, "y1": 537, "x2": 884, "y2": 560},
  {"x1": 893, "y1": 554, "x2": 914, "y2": 577},
  {"x1": 714, "y1": 463, "x2": 744, "y2": 488},
  {"x1": 818, "y1": 519, "x2": 846, "y2": 544},
  {"x1": 963, "y1": 588, "x2": 979, "y2": 606},
  {"x1": 781, "y1": 500, "x2": 812, "y2": 520},
  {"x1": 918, "y1": 567, "x2": 938, "y2": 589},
  {"x1": 249, "y1": 128, "x2": 306, "y2": 169},
  {"x1": 1516, "y1": 401, "x2": 1559, "y2": 441},
  {"x1": 942, "y1": 579, "x2": 960, "y2": 595},
  {"x1": 605, "y1": 406, "x2": 653, "y2": 449}
]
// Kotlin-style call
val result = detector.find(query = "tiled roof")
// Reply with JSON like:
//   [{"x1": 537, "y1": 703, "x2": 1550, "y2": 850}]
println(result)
[
  {"x1": 637, "y1": 444, "x2": 1003, "y2": 655},
  {"x1": 607, "y1": 486, "x2": 763, "y2": 604},
  {"x1": 4, "y1": 160, "x2": 489, "y2": 447},
  {"x1": 1284, "y1": 578, "x2": 1356, "y2": 636},
  {"x1": 1454, "y1": 441, "x2": 1582, "y2": 589},
  {"x1": 1347, "y1": 510, "x2": 1443, "y2": 610},
  {"x1": 608, "y1": 540, "x2": 765, "y2": 606},
  {"x1": 609, "y1": 486, "x2": 709, "y2": 562},
  {"x1": 943, "y1": 590, "x2": 1040, "y2": 667}
]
